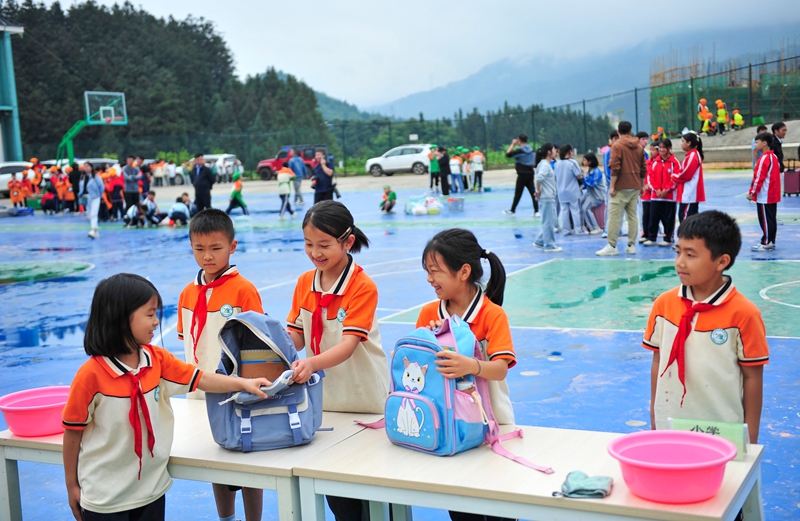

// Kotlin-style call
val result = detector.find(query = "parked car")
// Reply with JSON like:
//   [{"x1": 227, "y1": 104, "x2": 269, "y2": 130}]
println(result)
[
  {"x1": 41, "y1": 158, "x2": 121, "y2": 181},
  {"x1": 203, "y1": 154, "x2": 238, "y2": 183},
  {"x1": 257, "y1": 145, "x2": 330, "y2": 180},
  {"x1": 366, "y1": 145, "x2": 431, "y2": 177},
  {"x1": 0, "y1": 161, "x2": 33, "y2": 197}
]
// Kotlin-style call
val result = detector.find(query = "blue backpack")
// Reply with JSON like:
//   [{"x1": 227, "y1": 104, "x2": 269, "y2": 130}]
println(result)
[
  {"x1": 205, "y1": 311, "x2": 324, "y2": 452},
  {"x1": 382, "y1": 316, "x2": 553, "y2": 473}
]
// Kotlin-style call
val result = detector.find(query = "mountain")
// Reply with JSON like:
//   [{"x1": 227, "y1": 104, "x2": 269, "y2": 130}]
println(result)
[
  {"x1": 273, "y1": 70, "x2": 383, "y2": 121},
  {"x1": 366, "y1": 23, "x2": 800, "y2": 121}
]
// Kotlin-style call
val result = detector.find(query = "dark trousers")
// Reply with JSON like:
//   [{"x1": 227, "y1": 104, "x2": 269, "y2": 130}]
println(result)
[
  {"x1": 195, "y1": 191, "x2": 212, "y2": 212},
  {"x1": 474, "y1": 170, "x2": 483, "y2": 190},
  {"x1": 314, "y1": 190, "x2": 334, "y2": 204},
  {"x1": 430, "y1": 172, "x2": 440, "y2": 189},
  {"x1": 279, "y1": 194, "x2": 293, "y2": 216},
  {"x1": 110, "y1": 202, "x2": 124, "y2": 220},
  {"x1": 510, "y1": 173, "x2": 537, "y2": 213},
  {"x1": 439, "y1": 173, "x2": 450, "y2": 196},
  {"x1": 124, "y1": 192, "x2": 139, "y2": 211},
  {"x1": 326, "y1": 496, "x2": 368, "y2": 521},
  {"x1": 756, "y1": 202, "x2": 777, "y2": 245},
  {"x1": 146, "y1": 212, "x2": 167, "y2": 225},
  {"x1": 678, "y1": 202, "x2": 699, "y2": 224},
  {"x1": 226, "y1": 198, "x2": 249, "y2": 215},
  {"x1": 82, "y1": 494, "x2": 165, "y2": 521},
  {"x1": 641, "y1": 201, "x2": 651, "y2": 237},
  {"x1": 170, "y1": 211, "x2": 188, "y2": 225},
  {"x1": 449, "y1": 511, "x2": 514, "y2": 521},
  {"x1": 647, "y1": 201, "x2": 676, "y2": 242}
]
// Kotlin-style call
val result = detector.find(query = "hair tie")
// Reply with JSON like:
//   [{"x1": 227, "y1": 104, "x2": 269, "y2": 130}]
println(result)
[{"x1": 337, "y1": 227, "x2": 352, "y2": 242}]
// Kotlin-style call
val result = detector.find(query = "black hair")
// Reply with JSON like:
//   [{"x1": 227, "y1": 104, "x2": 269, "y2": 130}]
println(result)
[
  {"x1": 771, "y1": 121, "x2": 786, "y2": 133},
  {"x1": 438, "y1": 145, "x2": 447, "y2": 152},
  {"x1": 84, "y1": 274, "x2": 163, "y2": 357},
  {"x1": 649, "y1": 140, "x2": 660, "y2": 148},
  {"x1": 518, "y1": 134, "x2": 528, "y2": 143},
  {"x1": 194, "y1": 152, "x2": 204, "y2": 159},
  {"x1": 583, "y1": 152, "x2": 599, "y2": 169},
  {"x1": 635, "y1": 131, "x2": 649, "y2": 140},
  {"x1": 175, "y1": 196, "x2": 183, "y2": 202},
  {"x1": 303, "y1": 200, "x2": 369, "y2": 253},
  {"x1": 558, "y1": 144, "x2": 573, "y2": 160},
  {"x1": 84, "y1": 162, "x2": 97, "y2": 179},
  {"x1": 535, "y1": 142, "x2": 556, "y2": 165},
  {"x1": 755, "y1": 132, "x2": 773, "y2": 146},
  {"x1": 127, "y1": 155, "x2": 135, "y2": 160},
  {"x1": 677, "y1": 211, "x2": 741, "y2": 270},
  {"x1": 659, "y1": 138, "x2": 673, "y2": 150},
  {"x1": 148, "y1": 190, "x2": 156, "y2": 196},
  {"x1": 292, "y1": 148, "x2": 300, "y2": 156},
  {"x1": 609, "y1": 131, "x2": 620, "y2": 140},
  {"x1": 422, "y1": 229, "x2": 506, "y2": 306},
  {"x1": 756, "y1": 124, "x2": 768, "y2": 133},
  {"x1": 682, "y1": 132, "x2": 704, "y2": 160},
  {"x1": 618, "y1": 121, "x2": 632, "y2": 135},
  {"x1": 189, "y1": 208, "x2": 235, "y2": 242}
]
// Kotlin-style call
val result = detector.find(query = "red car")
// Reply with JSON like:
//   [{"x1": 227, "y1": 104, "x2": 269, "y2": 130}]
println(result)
[{"x1": 257, "y1": 145, "x2": 329, "y2": 180}]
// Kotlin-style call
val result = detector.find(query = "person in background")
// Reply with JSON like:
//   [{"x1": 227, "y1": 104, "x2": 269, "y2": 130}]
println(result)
[
  {"x1": 731, "y1": 110, "x2": 745, "y2": 130},
  {"x1": 428, "y1": 144, "x2": 440, "y2": 194},
  {"x1": 470, "y1": 146, "x2": 485, "y2": 192},
  {"x1": 696, "y1": 98, "x2": 708, "y2": 132},
  {"x1": 167, "y1": 160, "x2": 177, "y2": 186},
  {"x1": 181, "y1": 192, "x2": 198, "y2": 217},
  {"x1": 379, "y1": 185, "x2": 396, "y2": 214},
  {"x1": 449, "y1": 150, "x2": 463, "y2": 193},
  {"x1": 643, "y1": 139, "x2": 680, "y2": 247},
  {"x1": 504, "y1": 134, "x2": 538, "y2": 216},
  {"x1": 288, "y1": 148, "x2": 306, "y2": 206},
  {"x1": 225, "y1": 171, "x2": 250, "y2": 216},
  {"x1": 136, "y1": 156, "x2": 151, "y2": 200},
  {"x1": 751, "y1": 124, "x2": 769, "y2": 169},
  {"x1": 747, "y1": 132, "x2": 781, "y2": 252},
  {"x1": 122, "y1": 156, "x2": 142, "y2": 211},
  {"x1": 673, "y1": 132, "x2": 706, "y2": 224},
  {"x1": 20, "y1": 169, "x2": 32, "y2": 207},
  {"x1": 601, "y1": 131, "x2": 620, "y2": 237},
  {"x1": 276, "y1": 164, "x2": 296, "y2": 219},
  {"x1": 7, "y1": 172, "x2": 23, "y2": 207},
  {"x1": 168, "y1": 196, "x2": 190, "y2": 226},
  {"x1": 313, "y1": 150, "x2": 335, "y2": 204},
  {"x1": 715, "y1": 100, "x2": 728, "y2": 135},
  {"x1": 80, "y1": 163, "x2": 105, "y2": 239},
  {"x1": 436, "y1": 146, "x2": 451, "y2": 196},
  {"x1": 638, "y1": 139, "x2": 658, "y2": 244},
  {"x1": 533, "y1": 143, "x2": 561, "y2": 252},
  {"x1": 124, "y1": 202, "x2": 145, "y2": 228},
  {"x1": 554, "y1": 144, "x2": 584, "y2": 235},
  {"x1": 143, "y1": 190, "x2": 168, "y2": 226},
  {"x1": 770, "y1": 121, "x2": 787, "y2": 173},
  {"x1": 580, "y1": 152, "x2": 604, "y2": 234},
  {"x1": 192, "y1": 153, "x2": 215, "y2": 212}
]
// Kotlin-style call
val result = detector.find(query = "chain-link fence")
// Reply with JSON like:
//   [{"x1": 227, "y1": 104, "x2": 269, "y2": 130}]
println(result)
[{"x1": 22, "y1": 56, "x2": 798, "y2": 175}]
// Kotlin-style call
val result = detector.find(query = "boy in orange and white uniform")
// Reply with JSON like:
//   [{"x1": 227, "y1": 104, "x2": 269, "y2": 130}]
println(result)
[
  {"x1": 469, "y1": 146, "x2": 485, "y2": 191},
  {"x1": 177, "y1": 209, "x2": 265, "y2": 521},
  {"x1": 20, "y1": 170, "x2": 33, "y2": 206},
  {"x1": 7, "y1": 172, "x2": 23, "y2": 207}
]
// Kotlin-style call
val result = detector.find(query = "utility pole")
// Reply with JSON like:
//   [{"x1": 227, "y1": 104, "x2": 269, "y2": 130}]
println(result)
[{"x1": 582, "y1": 99, "x2": 588, "y2": 153}]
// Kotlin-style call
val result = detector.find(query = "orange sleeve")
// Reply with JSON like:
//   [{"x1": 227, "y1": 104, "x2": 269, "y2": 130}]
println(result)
[
  {"x1": 240, "y1": 283, "x2": 264, "y2": 314},
  {"x1": 642, "y1": 293, "x2": 667, "y2": 351},
  {"x1": 62, "y1": 364, "x2": 96, "y2": 431},
  {"x1": 341, "y1": 278, "x2": 378, "y2": 340},
  {"x1": 152, "y1": 345, "x2": 202, "y2": 395},
  {"x1": 482, "y1": 305, "x2": 516, "y2": 367},
  {"x1": 415, "y1": 301, "x2": 440, "y2": 328},
  {"x1": 738, "y1": 307, "x2": 769, "y2": 366},
  {"x1": 286, "y1": 273, "x2": 310, "y2": 334}
]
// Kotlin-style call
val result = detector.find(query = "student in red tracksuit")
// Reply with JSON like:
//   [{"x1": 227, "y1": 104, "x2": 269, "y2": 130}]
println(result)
[
  {"x1": 638, "y1": 138, "x2": 657, "y2": 243},
  {"x1": 643, "y1": 139, "x2": 681, "y2": 246},
  {"x1": 672, "y1": 133, "x2": 705, "y2": 223},
  {"x1": 747, "y1": 132, "x2": 781, "y2": 252}
]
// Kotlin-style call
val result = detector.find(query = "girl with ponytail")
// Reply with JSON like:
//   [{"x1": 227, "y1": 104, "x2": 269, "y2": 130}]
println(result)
[
  {"x1": 286, "y1": 200, "x2": 391, "y2": 520},
  {"x1": 416, "y1": 228, "x2": 517, "y2": 429},
  {"x1": 673, "y1": 132, "x2": 706, "y2": 223}
]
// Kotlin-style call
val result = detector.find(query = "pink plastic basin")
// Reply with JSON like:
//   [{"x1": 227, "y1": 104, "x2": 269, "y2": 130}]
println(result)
[
  {"x1": 608, "y1": 430, "x2": 737, "y2": 504},
  {"x1": 0, "y1": 386, "x2": 70, "y2": 437}
]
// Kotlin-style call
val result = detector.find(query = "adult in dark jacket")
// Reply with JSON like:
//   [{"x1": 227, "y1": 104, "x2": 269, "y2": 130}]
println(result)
[
  {"x1": 771, "y1": 121, "x2": 787, "y2": 173},
  {"x1": 504, "y1": 134, "x2": 538, "y2": 215},
  {"x1": 436, "y1": 146, "x2": 451, "y2": 196},
  {"x1": 122, "y1": 155, "x2": 143, "y2": 211},
  {"x1": 192, "y1": 153, "x2": 215, "y2": 212}
]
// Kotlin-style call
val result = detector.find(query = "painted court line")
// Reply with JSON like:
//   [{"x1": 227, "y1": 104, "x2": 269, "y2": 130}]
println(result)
[{"x1": 759, "y1": 280, "x2": 800, "y2": 309}]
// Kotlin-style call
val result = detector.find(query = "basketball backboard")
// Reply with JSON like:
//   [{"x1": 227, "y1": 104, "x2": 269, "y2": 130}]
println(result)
[{"x1": 84, "y1": 91, "x2": 127, "y2": 125}]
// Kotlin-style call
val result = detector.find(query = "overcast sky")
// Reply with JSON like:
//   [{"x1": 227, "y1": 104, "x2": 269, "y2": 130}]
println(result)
[{"x1": 50, "y1": 0, "x2": 800, "y2": 108}]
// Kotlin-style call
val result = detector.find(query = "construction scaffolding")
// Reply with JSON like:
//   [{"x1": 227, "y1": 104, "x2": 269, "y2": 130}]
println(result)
[{"x1": 650, "y1": 43, "x2": 800, "y2": 134}]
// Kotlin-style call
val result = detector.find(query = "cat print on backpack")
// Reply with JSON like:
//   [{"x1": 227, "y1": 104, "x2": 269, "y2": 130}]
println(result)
[{"x1": 396, "y1": 358, "x2": 426, "y2": 437}]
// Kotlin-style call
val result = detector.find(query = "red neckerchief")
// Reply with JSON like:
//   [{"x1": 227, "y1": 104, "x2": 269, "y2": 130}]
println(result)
[
  {"x1": 128, "y1": 365, "x2": 155, "y2": 480},
  {"x1": 310, "y1": 266, "x2": 362, "y2": 355},
  {"x1": 660, "y1": 298, "x2": 715, "y2": 406},
  {"x1": 189, "y1": 272, "x2": 234, "y2": 363}
]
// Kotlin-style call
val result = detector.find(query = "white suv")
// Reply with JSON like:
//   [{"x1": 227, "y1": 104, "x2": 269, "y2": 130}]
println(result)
[{"x1": 366, "y1": 145, "x2": 431, "y2": 177}]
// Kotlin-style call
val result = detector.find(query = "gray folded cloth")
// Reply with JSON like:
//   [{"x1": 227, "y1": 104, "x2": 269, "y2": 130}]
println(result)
[{"x1": 552, "y1": 471, "x2": 613, "y2": 499}]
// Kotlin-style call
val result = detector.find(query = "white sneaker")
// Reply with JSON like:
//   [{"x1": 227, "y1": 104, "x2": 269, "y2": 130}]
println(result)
[
  {"x1": 601, "y1": 231, "x2": 608, "y2": 238},
  {"x1": 638, "y1": 236, "x2": 647, "y2": 243},
  {"x1": 534, "y1": 212, "x2": 541, "y2": 217},
  {"x1": 596, "y1": 244, "x2": 619, "y2": 256},
  {"x1": 279, "y1": 215, "x2": 287, "y2": 220},
  {"x1": 503, "y1": 210, "x2": 515, "y2": 215},
  {"x1": 554, "y1": 227, "x2": 561, "y2": 233},
  {"x1": 642, "y1": 240, "x2": 656, "y2": 246},
  {"x1": 532, "y1": 242, "x2": 544, "y2": 249},
  {"x1": 625, "y1": 245, "x2": 636, "y2": 254},
  {"x1": 575, "y1": 230, "x2": 588, "y2": 235},
  {"x1": 291, "y1": 212, "x2": 297, "y2": 219},
  {"x1": 589, "y1": 229, "x2": 602, "y2": 235},
  {"x1": 563, "y1": 230, "x2": 573, "y2": 236},
  {"x1": 657, "y1": 241, "x2": 672, "y2": 247},
  {"x1": 544, "y1": 246, "x2": 563, "y2": 252},
  {"x1": 751, "y1": 243, "x2": 775, "y2": 252}
]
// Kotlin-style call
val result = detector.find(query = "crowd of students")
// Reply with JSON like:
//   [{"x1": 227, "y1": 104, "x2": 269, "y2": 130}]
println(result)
[
  {"x1": 427, "y1": 145, "x2": 486, "y2": 195},
  {"x1": 499, "y1": 118, "x2": 788, "y2": 255}
]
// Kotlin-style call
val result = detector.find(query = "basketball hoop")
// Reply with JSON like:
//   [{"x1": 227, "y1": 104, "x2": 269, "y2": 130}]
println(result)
[{"x1": 104, "y1": 118, "x2": 112, "y2": 124}]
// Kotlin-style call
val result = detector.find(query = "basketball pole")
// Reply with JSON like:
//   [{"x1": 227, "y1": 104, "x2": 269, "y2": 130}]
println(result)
[{"x1": 55, "y1": 119, "x2": 88, "y2": 167}]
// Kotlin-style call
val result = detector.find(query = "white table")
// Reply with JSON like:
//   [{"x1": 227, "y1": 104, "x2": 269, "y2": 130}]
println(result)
[
  {"x1": 294, "y1": 425, "x2": 765, "y2": 521},
  {"x1": 0, "y1": 398, "x2": 381, "y2": 521}
]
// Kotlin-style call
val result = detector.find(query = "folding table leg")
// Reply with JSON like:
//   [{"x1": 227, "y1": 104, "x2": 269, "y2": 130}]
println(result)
[
  {"x1": 741, "y1": 469, "x2": 765, "y2": 521},
  {"x1": 299, "y1": 477, "x2": 326, "y2": 521},
  {"x1": 277, "y1": 476, "x2": 301, "y2": 521},
  {"x1": 0, "y1": 447, "x2": 22, "y2": 521}
]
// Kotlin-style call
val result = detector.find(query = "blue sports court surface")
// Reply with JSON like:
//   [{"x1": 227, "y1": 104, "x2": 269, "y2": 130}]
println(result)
[{"x1": 1, "y1": 172, "x2": 799, "y2": 520}]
